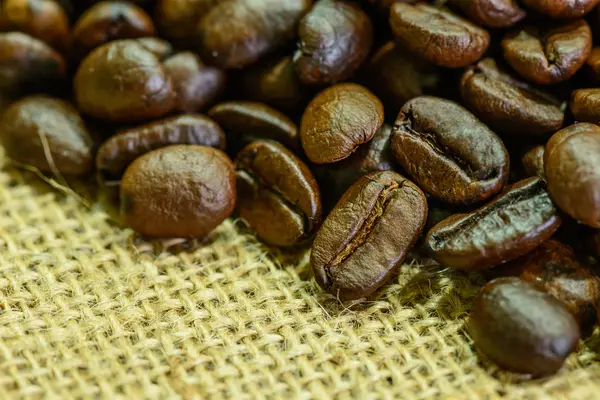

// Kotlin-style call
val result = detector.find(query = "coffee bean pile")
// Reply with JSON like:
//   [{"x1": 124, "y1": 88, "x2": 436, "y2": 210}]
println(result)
[{"x1": 0, "y1": 0, "x2": 599, "y2": 378}]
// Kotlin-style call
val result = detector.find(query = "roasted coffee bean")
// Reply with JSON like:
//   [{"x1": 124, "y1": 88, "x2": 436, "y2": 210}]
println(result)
[
  {"x1": 391, "y1": 96, "x2": 509, "y2": 205},
  {"x1": 521, "y1": 145, "x2": 545, "y2": 178},
  {"x1": 236, "y1": 140, "x2": 321, "y2": 247},
  {"x1": 520, "y1": 0, "x2": 599, "y2": 19},
  {"x1": 0, "y1": 32, "x2": 66, "y2": 99},
  {"x1": 584, "y1": 47, "x2": 600, "y2": 84},
  {"x1": 502, "y1": 20, "x2": 592, "y2": 85},
  {"x1": 0, "y1": 95, "x2": 93, "y2": 175},
  {"x1": 366, "y1": 41, "x2": 440, "y2": 115},
  {"x1": 497, "y1": 240, "x2": 599, "y2": 333},
  {"x1": 0, "y1": 0, "x2": 70, "y2": 52},
  {"x1": 197, "y1": 0, "x2": 312, "y2": 69},
  {"x1": 294, "y1": 0, "x2": 372, "y2": 85},
  {"x1": 72, "y1": 1, "x2": 155, "y2": 58},
  {"x1": 570, "y1": 89, "x2": 600, "y2": 124},
  {"x1": 155, "y1": 0, "x2": 218, "y2": 45},
  {"x1": 390, "y1": 3, "x2": 490, "y2": 68},
  {"x1": 208, "y1": 101, "x2": 299, "y2": 152},
  {"x1": 545, "y1": 123, "x2": 600, "y2": 228},
  {"x1": 96, "y1": 114, "x2": 226, "y2": 180},
  {"x1": 133, "y1": 36, "x2": 173, "y2": 60},
  {"x1": 469, "y1": 277, "x2": 580, "y2": 376},
  {"x1": 311, "y1": 171, "x2": 428, "y2": 300},
  {"x1": 301, "y1": 83, "x2": 384, "y2": 164},
  {"x1": 74, "y1": 39, "x2": 175, "y2": 123},
  {"x1": 460, "y1": 58, "x2": 564, "y2": 136},
  {"x1": 424, "y1": 177, "x2": 562, "y2": 270},
  {"x1": 164, "y1": 52, "x2": 226, "y2": 113},
  {"x1": 120, "y1": 145, "x2": 236, "y2": 238},
  {"x1": 449, "y1": 0, "x2": 525, "y2": 28}
]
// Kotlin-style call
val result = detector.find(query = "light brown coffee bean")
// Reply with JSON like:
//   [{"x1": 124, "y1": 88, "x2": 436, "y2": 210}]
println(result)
[{"x1": 570, "y1": 89, "x2": 600, "y2": 124}]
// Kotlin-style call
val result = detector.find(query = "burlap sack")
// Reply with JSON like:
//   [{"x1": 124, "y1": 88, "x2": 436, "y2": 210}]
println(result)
[{"x1": 1, "y1": 160, "x2": 599, "y2": 400}]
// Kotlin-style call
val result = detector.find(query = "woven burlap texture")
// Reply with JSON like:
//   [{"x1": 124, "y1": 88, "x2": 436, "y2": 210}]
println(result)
[{"x1": 1, "y1": 160, "x2": 600, "y2": 400}]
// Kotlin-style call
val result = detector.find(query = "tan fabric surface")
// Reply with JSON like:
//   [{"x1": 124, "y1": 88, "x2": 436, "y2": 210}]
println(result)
[{"x1": 1, "y1": 162, "x2": 600, "y2": 400}]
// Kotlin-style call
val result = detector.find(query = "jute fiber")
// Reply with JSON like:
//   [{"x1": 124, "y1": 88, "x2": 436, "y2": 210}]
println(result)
[{"x1": 1, "y1": 159, "x2": 600, "y2": 400}]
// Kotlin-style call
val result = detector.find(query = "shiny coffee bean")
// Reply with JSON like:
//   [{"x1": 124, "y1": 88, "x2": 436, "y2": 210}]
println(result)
[
  {"x1": 301, "y1": 83, "x2": 384, "y2": 164},
  {"x1": 366, "y1": 41, "x2": 440, "y2": 115},
  {"x1": 236, "y1": 140, "x2": 321, "y2": 247},
  {"x1": 197, "y1": 0, "x2": 312, "y2": 69},
  {"x1": 163, "y1": 52, "x2": 226, "y2": 113},
  {"x1": 390, "y1": 3, "x2": 490, "y2": 68},
  {"x1": 469, "y1": 278, "x2": 579, "y2": 376},
  {"x1": 0, "y1": 32, "x2": 66, "y2": 99},
  {"x1": 96, "y1": 114, "x2": 226, "y2": 180},
  {"x1": 311, "y1": 171, "x2": 428, "y2": 300},
  {"x1": 0, "y1": 95, "x2": 93, "y2": 175},
  {"x1": 133, "y1": 37, "x2": 173, "y2": 60},
  {"x1": 72, "y1": 1, "x2": 155, "y2": 58},
  {"x1": 391, "y1": 96, "x2": 509, "y2": 205},
  {"x1": 460, "y1": 58, "x2": 564, "y2": 136},
  {"x1": 502, "y1": 20, "x2": 592, "y2": 85},
  {"x1": 155, "y1": 0, "x2": 218, "y2": 46},
  {"x1": 545, "y1": 123, "x2": 600, "y2": 228},
  {"x1": 584, "y1": 47, "x2": 600, "y2": 84},
  {"x1": 0, "y1": 0, "x2": 70, "y2": 52},
  {"x1": 74, "y1": 39, "x2": 175, "y2": 123},
  {"x1": 520, "y1": 0, "x2": 599, "y2": 19},
  {"x1": 294, "y1": 0, "x2": 372, "y2": 85},
  {"x1": 424, "y1": 177, "x2": 562, "y2": 270},
  {"x1": 449, "y1": 0, "x2": 525, "y2": 28},
  {"x1": 520, "y1": 145, "x2": 545, "y2": 178},
  {"x1": 570, "y1": 89, "x2": 600, "y2": 124},
  {"x1": 120, "y1": 145, "x2": 236, "y2": 238},
  {"x1": 208, "y1": 101, "x2": 299, "y2": 152}
]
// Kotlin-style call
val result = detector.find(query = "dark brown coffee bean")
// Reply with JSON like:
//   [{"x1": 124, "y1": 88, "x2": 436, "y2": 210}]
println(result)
[
  {"x1": 72, "y1": 1, "x2": 155, "y2": 58},
  {"x1": 366, "y1": 41, "x2": 440, "y2": 115},
  {"x1": 424, "y1": 178, "x2": 562, "y2": 270},
  {"x1": 521, "y1": 145, "x2": 545, "y2": 178},
  {"x1": 154, "y1": 0, "x2": 218, "y2": 46},
  {"x1": 311, "y1": 171, "x2": 428, "y2": 300},
  {"x1": 450, "y1": 0, "x2": 525, "y2": 28},
  {"x1": 570, "y1": 89, "x2": 600, "y2": 124},
  {"x1": 133, "y1": 37, "x2": 173, "y2": 60},
  {"x1": 0, "y1": 32, "x2": 66, "y2": 99},
  {"x1": 502, "y1": 20, "x2": 592, "y2": 85},
  {"x1": 469, "y1": 277, "x2": 579, "y2": 376},
  {"x1": 294, "y1": 0, "x2": 372, "y2": 85},
  {"x1": 301, "y1": 83, "x2": 384, "y2": 164},
  {"x1": 197, "y1": 0, "x2": 312, "y2": 69},
  {"x1": 584, "y1": 47, "x2": 600, "y2": 84},
  {"x1": 120, "y1": 145, "x2": 236, "y2": 238},
  {"x1": 163, "y1": 52, "x2": 226, "y2": 113},
  {"x1": 390, "y1": 3, "x2": 490, "y2": 68},
  {"x1": 520, "y1": 0, "x2": 599, "y2": 19},
  {"x1": 0, "y1": 0, "x2": 70, "y2": 52},
  {"x1": 208, "y1": 101, "x2": 299, "y2": 152},
  {"x1": 236, "y1": 140, "x2": 321, "y2": 247},
  {"x1": 96, "y1": 114, "x2": 226, "y2": 180},
  {"x1": 460, "y1": 58, "x2": 564, "y2": 136},
  {"x1": 391, "y1": 96, "x2": 509, "y2": 205},
  {"x1": 545, "y1": 123, "x2": 600, "y2": 228},
  {"x1": 74, "y1": 39, "x2": 175, "y2": 123},
  {"x1": 0, "y1": 95, "x2": 93, "y2": 175}
]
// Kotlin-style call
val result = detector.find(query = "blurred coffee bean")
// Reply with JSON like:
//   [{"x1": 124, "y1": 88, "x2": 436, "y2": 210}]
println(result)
[
  {"x1": 154, "y1": 0, "x2": 218, "y2": 46},
  {"x1": 520, "y1": 145, "x2": 546, "y2": 179},
  {"x1": 520, "y1": 0, "x2": 599, "y2": 19},
  {"x1": 570, "y1": 88, "x2": 600, "y2": 123},
  {"x1": 449, "y1": 0, "x2": 525, "y2": 28}
]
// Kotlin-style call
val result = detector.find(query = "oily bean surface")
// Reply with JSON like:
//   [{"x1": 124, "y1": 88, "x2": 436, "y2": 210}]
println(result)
[
  {"x1": 520, "y1": 0, "x2": 600, "y2": 19},
  {"x1": 502, "y1": 20, "x2": 592, "y2": 85},
  {"x1": 570, "y1": 89, "x2": 600, "y2": 124},
  {"x1": 294, "y1": 0, "x2": 372, "y2": 85},
  {"x1": 311, "y1": 171, "x2": 428, "y2": 300},
  {"x1": 469, "y1": 277, "x2": 580, "y2": 377},
  {"x1": 133, "y1": 37, "x2": 173, "y2": 60},
  {"x1": 460, "y1": 58, "x2": 564, "y2": 136},
  {"x1": 0, "y1": 95, "x2": 93, "y2": 175},
  {"x1": 235, "y1": 140, "x2": 321, "y2": 247},
  {"x1": 197, "y1": 0, "x2": 312, "y2": 69},
  {"x1": 545, "y1": 123, "x2": 600, "y2": 228},
  {"x1": 74, "y1": 39, "x2": 175, "y2": 123},
  {"x1": 391, "y1": 96, "x2": 509, "y2": 205},
  {"x1": 164, "y1": 52, "x2": 226, "y2": 113},
  {"x1": 450, "y1": 0, "x2": 525, "y2": 28},
  {"x1": 120, "y1": 145, "x2": 236, "y2": 238},
  {"x1": 424, "y1": 177, "x2": 562, "y2": 270},
  {"x1": 96, "y1": 114, "x2": 226, "y2": 180},
  {"x1": 520, "y1": 145, "x2": 545, "y2": 178},
  {"x1": 301, "y1": 83, "x2": 384, "y2": 164},
  {"x1": 155, "y1": 0, "x2": 219, "y2": 45},
  {"x1": 389, "y1": 3, "x2": 490, "y2": 68}
]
